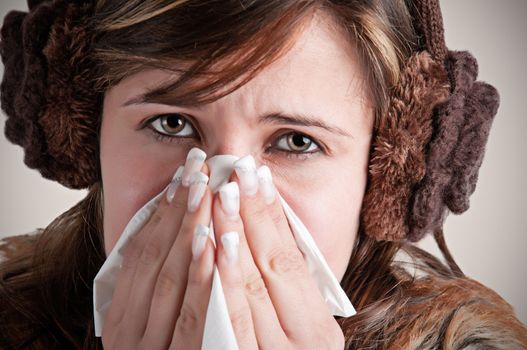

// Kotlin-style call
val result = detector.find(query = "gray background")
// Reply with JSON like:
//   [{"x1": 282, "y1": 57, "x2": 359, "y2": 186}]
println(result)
[{"x1": 1, "y1": 1, "x2": 526, "y2": 324}]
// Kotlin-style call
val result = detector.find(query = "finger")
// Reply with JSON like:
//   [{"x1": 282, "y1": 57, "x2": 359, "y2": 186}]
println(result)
[
  {"x1": 214, "y1": 185, "x2": 258, "y2": 349},
  {"x1": 143, "y1": 171, "x2": 213, "y2": 345},
  {"x1": 234, "y1": 157, "x2": 331, "y2": 337},
  {"x1": 104, "y1": 165, "x2": 185, "y2": 334},
  {"x1": 169, "y1": 225, "x2": 214, "y2": 350},
  {"x1": 121, "y1": 164, "x2": 209, "y2": 337},
  {"x1": 119, "y1": 148, "x2": 208, "y2": 336},
  {"x1": 233, "y1": 157, "x2": 294, "y2": 247},
  {"x1": 213, "y1": 182, "x2": 286, "y2": 349},
  {"x1": 181, "y1": 147, "x2": 207, "y2": 187},
  {"x1": 218, "y1": 230, "x2": 260, "y2": 350}
]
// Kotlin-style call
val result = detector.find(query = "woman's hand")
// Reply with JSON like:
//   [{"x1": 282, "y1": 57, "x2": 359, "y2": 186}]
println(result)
[
  {"x1": 102, "y1": 163, "x2": 215, "y2": 350},
  {"x1": 212, "y1": 157, "x2": 345, "y2": 349},
  {"x1": 101, "y1": 153, "x2": 344, "y2": 349}
]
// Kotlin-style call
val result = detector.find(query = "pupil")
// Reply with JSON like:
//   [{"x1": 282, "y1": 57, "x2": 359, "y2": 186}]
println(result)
[
  {"x1": 293, "y1": 134, "x2": 305, "y2": 146},
  {"x1": 166, "y1": 115, "x2": 182, "y2": 129},
  {"x1": 163, "y1": 114, "x2": 184, "y2": 133},
  {"x1": 290, "y1": 134, "x2": 310, "y2": 150}
]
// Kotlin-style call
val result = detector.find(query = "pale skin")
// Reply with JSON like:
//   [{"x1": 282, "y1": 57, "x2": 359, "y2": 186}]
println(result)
[{"x1": 99, "y1": 11, "x2": 374, "y2": 349}]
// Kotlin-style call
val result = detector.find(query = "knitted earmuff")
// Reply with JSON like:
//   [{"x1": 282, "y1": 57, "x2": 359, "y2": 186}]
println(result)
[
  {"x1": 0, "y1": 0, "x2": 499, "y2": 242},
  {"x1": 1, "y1": 0, "x2": 99, "y2": 189},
  {"x1": 360, "y1": 0, "x2": 499, "y2": 241}
]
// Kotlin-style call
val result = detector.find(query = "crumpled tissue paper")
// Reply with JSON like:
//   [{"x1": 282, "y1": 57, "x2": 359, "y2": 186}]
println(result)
[{"x1": 93, "y1": 155, "x2": 355, "y2": 348}]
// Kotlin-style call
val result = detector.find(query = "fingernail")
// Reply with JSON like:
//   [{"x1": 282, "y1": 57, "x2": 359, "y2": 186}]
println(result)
[
  {"x1": 257, "y1": 165, "x2": 275, "y2": 205},
  {"x1": 192, "y1": 224, "x2": 210, "y2": 260},
  {"x1": 234, "y1": 155, "x2": 258, "y2": 196},
  {"x1": 188, "y1": 172, "x2": 209, "y2": 212},
  {"x1": 221, "y1": 231, "x2": 239, "y2": 264},
  {"x1": 218, "y1": 182, "x2": 240, "y2": 220},
  {"x1": 182, "y1": 148, "x2": 207, "y2": 187},
  {"x1": 166, "y1": 166, "x2": 185, "y2": 203}
]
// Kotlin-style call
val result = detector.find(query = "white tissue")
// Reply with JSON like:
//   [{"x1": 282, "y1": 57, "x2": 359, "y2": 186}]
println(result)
[{"x1": 93, "y1": 155, "x2": 355, "y2": 347}]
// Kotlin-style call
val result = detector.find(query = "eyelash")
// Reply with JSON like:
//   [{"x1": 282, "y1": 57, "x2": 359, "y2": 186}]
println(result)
[
  {"x1": 141, "y1": 114, "x2": 197, "y2": 145},
  {"x1": 141, "y1": 113, "x2": 325, "y2": 160}
]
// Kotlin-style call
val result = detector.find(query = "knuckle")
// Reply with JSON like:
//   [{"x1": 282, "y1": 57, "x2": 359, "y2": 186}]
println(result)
[
  {"x1": 244, "y1": 273, "x2": 268, "y2": 300},
  {"x1": 187, "y1": 263, "x2": 211, "y2": 287},
  {"x1": 186, "y1": 274, "x2": 202, "y2": 288},
  {"x1": 244, "y1": 196, "x2": 285, "y2": 227},
  {"x1": 121, "y1": 237, "x2": 142, "y2": 268},
  {"x1": 229, "y1": 310, "x2": 253, "y2": 345},
  {"x1": 269, "y1": 206, "x2": 285, "y2": 228},
  {"x1": 221, "y1": 267, "x2": 244, "y2": 289},
  {"x1": 150, "y1": 211, "x2": 163, "y2": 226},
  {"x1": 171, "y1": 195, "x2": 187, "y2": 211},
  {"x1": 245, "y1": 202, "x2": 269, "y2": 224},
  {"x1": 176, "y1": 303, "x2": 200, "y2": 335},
  {"x1": 267, "y1": 248, "x2": 306, "y2": 277},
  {"x1": 140, "y1": 237, "x2": 163, "y2": 266},
  {"x1": 155, "y1": 267, "x2": 183, "y2": 297}
]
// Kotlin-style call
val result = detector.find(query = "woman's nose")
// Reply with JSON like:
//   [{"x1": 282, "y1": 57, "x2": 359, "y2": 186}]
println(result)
[{"x1": 205, "y1": 134, "x2": 256, "y2": 159}]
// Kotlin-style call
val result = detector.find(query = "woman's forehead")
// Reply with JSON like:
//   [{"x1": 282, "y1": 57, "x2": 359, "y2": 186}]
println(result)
[{"x1": 110, "y1": 11, "x2": 366, "y2": 111}]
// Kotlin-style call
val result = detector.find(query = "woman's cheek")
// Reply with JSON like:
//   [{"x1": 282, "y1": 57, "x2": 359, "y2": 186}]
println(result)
[
  {"x1": 275, "y1": 164, "x2": 364, "y2": 280},
  {"x1": 101, "y1": 158, "x2": 160, "y2": 254},
  {"x1": 100, "y1": 132, "x2": 188, "y2": 254}
]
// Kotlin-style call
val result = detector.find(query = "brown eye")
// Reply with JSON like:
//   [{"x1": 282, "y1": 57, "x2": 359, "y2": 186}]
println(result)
[
  {"x1": 150, "y1": 113, "x2": 195, "y2": 137},
  {"x1": 276, "y1": 132, "x2": 318, "y2": 153},
  {"x1": 162, "y1": 114, "x2": 185, "y2": 133}
]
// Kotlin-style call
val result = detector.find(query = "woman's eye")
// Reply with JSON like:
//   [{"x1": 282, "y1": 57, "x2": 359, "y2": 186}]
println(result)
[
  {"x1": 148, "y1": 113, "x2": 195, "y2": 137},
  {"x1": 275, "y1": 132, "x2": 319, "y2": 153}
]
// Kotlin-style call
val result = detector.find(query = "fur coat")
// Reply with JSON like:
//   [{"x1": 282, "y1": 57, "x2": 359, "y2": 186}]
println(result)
[{"x1": 1, "y1": 233, "x2": 526, "y2": 349}]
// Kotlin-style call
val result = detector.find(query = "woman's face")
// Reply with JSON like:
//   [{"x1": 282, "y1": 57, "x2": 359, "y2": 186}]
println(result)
[{"x1": 100, "y1": 13, "x2": 374, "y2": 281}]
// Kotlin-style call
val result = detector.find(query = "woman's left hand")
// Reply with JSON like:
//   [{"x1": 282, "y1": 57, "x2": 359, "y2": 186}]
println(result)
[{"x1": 211, "y1": 166, "x2": 345, "y2": 349}]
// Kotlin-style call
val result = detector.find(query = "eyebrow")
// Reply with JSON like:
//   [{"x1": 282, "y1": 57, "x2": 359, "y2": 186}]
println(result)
[
  {"x1": 259, "y1": 113, "x2": 353, "y2": 138},
  {"x1": 122, "y1": 78, "x2": 190, "y2": 107},
  {"x1": 123, "y1": 88, "x2": 353, "y2": 138},
  {"x1": 124, "y1": 96, "x2": 146, "y2": 107}
]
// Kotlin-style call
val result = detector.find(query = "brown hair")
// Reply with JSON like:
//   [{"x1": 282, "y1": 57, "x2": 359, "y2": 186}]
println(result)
[
  {"x1": 2, "y1": 0, "x2": 525, "y2": 348},
  {"x1": 90, "y1": 0, "x2": 414, "y2": 119},
  {"x1": 0, "y1": 185, "x2": 105, "y2": 348}
]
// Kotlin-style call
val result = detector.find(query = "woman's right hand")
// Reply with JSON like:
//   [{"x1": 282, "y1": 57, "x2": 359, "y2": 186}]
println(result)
[{"x1": 101, "y1": 160, "x2": 214, "y2": 350}]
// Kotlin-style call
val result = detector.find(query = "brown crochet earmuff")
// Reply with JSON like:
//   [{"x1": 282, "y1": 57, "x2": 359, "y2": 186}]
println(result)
[
  {"x1": 0, "y1": 0, "x2": 499, "y2": 242},
  {"x1": 1, "y1": 0, "x2": 99, "y2": 188},
  {"x1": 361, "y1": 0, "x2": 499, "y2": 241}
]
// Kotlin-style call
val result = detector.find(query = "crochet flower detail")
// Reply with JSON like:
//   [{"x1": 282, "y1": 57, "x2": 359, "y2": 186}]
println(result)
[
  {"x1": 361, "y1": 51, "x2": 450, "y2": 241},
  {"x1": 1, "y1": 0, "x2": 99, "y2": 189},
  {"x1": 362, "y1": 50, "x2": 499, "y2": 241},
  {"x1": 407, "y1": 51, "x2": 500, "y2": 241}
]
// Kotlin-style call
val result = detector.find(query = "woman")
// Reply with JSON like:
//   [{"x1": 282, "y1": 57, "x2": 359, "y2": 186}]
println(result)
[{"x1": 1, "y1": 0, "x2": 526, "y2": 349}]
